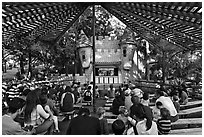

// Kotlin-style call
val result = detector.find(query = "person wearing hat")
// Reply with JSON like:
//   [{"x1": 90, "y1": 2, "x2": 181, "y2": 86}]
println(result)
[
  {"x1": 128, "y1": 88, "x2": 154, "y2": 134},
  {"x1": 66, "y1": 108, "x2": 101, "y2": 135},
  {"x1": 128, "y1": 104, "x2": 158, "y2": 135},
  {"x1": 2, "y1": 98, "x2": 36, "y2": 135}
]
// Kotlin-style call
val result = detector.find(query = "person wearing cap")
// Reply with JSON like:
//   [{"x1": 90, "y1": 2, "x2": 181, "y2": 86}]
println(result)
[
  {"x1": 128, "y1": 104, "x2": 158, "y2": 135},
  {"x1": 66, "y1": 108, "x2": 101, "y2": 135},
  {"x1": 2, "y1": 98, "x2": 36, "y2": 135},
  {"x1": 155, "y1": 90, "x2": 179, "y2": 122},
  {"x1": 128, "y1": 88, "x2": 153, "y2": 134}
]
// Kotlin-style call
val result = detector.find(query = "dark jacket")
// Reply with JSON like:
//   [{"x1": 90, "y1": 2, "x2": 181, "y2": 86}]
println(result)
[
  {"x1": 67, "y1": 115, "x2": 101, "y2": 135},
  {"x1": 111, "y1": 96, "x2": 125, "y2": 115}
]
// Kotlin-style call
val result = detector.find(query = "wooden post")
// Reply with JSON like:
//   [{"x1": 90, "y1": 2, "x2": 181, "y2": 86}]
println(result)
[
  {"x1": 28, "y1": 45, "x2": 32, "y2": 80},
  {"x1": 92, "y1": 4, "x2": 96, "y2": 113}
]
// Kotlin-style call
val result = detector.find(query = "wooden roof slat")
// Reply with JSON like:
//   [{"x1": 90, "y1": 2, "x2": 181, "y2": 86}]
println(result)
[
  {"x1": 140, "y1": 3, "x2": 201, "y2": 28},
  {"x1": 3, "y1": 2, "x2": 201, "y2": 51},
  {"x1": 111, "y1": 5, "x2": 201, "y2": 46},
  {"x1": 111, "y1": 3, "x2": 201, "y2": 41},
  {"x1": 112, "y1": 8, "x2": 197, "y2": 50}
]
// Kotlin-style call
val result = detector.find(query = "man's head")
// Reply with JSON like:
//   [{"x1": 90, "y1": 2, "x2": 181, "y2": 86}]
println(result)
[
  {"x1": 8, "y1": 97, "x2": 25, "y2": 115},
  {"x1": 78, "y1": 107, "x2": 90, "y2": 116},
  {"x1": 131, "y1": 88, "x2": 143, "y2": 104},
  {"x1": 112, "y1": 120, "x2": 125, "y2": 135}
]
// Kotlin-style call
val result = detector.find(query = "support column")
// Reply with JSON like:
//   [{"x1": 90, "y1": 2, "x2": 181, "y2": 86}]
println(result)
[
  {"x1": 162, "y1": 51, "x2": 166, "y2": 84},
  {"x1": 28, "y1": 46, "x2": 32, "y2": 80},
  {"x1": 92, "y1": 4, "x2": 96, "y2": 113}
]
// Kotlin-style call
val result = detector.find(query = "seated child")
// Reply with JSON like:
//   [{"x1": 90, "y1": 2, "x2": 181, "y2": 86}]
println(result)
[
  {"x1": 117, "y1": 106, "x2": 128, "y2": 125},
  {"x1": 152, "y1": 101, "x2": 162, "y2": 121},
  {"x1": 157, "y1": 108, "x2": 171, "y2": 135}
]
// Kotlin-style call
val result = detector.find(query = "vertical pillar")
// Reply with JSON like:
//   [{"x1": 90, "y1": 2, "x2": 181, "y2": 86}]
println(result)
[
  {"x1": 162, "y1": 51, "x2": 166, "y2": 84},
  {"x1": 92, "y1": 4, "x2": 96, "y2": 113}
]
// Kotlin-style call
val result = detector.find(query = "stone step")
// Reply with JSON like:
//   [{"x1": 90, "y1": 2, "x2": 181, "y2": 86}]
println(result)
[
  {"x1": 170, "y1": 128, "x2": 202, "y2": 135},
  {"x1": 172, "y1": 118, "x2": 202, "y2": 129},
  {"x1": 107, "y1": 118, "x2": 202, "y2": 130},
  {"x1": 180, "y1": 100, "x2": 202, "y2": 110},
  {"x1": 179, "y1": 106, "x2": 202, "y2": 118}
]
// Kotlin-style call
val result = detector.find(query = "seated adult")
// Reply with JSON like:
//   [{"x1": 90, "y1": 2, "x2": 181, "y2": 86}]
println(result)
[
  {"x1": 155, "y1": 90, "x2": 178, "y2": 122},
  {"x1": 129, "y1": 88, "x2": 153, "y2": 134},
  {"x1": 108, "y1": 84, "x2": 116, "y2": 99},
  {"x1": 111, "y1": 93, "x2": 125, "y2": 115},
  {"x1": 72, "y1": 84, "x2": 80, "y2": 104},
  {"x1": 2, "y1": 97, "x2": 36, "y2": 135},
  {"x1": 60, "y1": 86, "x2": 75, "y2": 112},
  {"x1": 83, "y1": 86, "x2": 92, "y2": 102},
  {"x1": 41, "y1": 90, "x2": 59, "y2": 116},
  {"x1": 66, "y1": 108, "x2": 101, "y2": 135},
  {"x1": 178, "y1": 86, "x2": 188, "y2": 105},
  {"x1": 112, "y1": 119, "x2": 126, "y2": 135},
  {"x1": 128, "y1": 104, "x2": 158, "y2": 135}
]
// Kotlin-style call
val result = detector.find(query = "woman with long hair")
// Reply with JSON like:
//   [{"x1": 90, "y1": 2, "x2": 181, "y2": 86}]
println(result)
[{"x1": 24, "y1": 89, "x2": 54, "y2": 134}]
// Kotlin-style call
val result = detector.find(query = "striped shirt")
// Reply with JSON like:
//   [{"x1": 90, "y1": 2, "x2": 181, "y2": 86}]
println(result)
[{"x1": 157, "y1": 118, "x2": 171, "y2": 135}]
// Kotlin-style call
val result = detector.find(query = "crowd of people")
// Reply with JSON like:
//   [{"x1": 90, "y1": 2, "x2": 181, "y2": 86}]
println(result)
[{"x1": 2, "y1": 78, "x2": 190, "y2": 135}]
